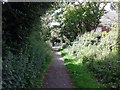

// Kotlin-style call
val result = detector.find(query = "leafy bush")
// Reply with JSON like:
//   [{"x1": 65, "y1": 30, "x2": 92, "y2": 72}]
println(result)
[
  {"x1": 2, "y1": 33, "x2": 54, "y2": 88},
  {"x1": 60, "y1": 51, "x2": 104, "y2": 88},
  {"x1": 64, "y1": 25, "x2": 120, "y2": 88},
  {"x1": 2, "y1": 2, "x2": 54, "y2": 88}
]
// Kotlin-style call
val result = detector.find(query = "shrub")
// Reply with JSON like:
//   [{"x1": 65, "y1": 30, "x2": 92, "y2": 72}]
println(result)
[
  {"x1": 2, "y1": 2, "x2": 54, "y2": 88},
  {"x1": 64, "y1": 25, "x2": 120, "y2": 88},
  {"x1": 2, "y1": 38, "x2": 54, "y2": 88}
]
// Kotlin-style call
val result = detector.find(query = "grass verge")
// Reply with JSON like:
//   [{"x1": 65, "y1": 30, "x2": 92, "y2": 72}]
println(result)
[{"x1": 60, "y1": 51, "x2": 105, "y2": 88}]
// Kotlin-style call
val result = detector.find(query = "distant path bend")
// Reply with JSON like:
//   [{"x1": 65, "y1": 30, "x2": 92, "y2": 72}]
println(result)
[{"x1": 42, "y1": 46, "x2": 74, "y2": 88}]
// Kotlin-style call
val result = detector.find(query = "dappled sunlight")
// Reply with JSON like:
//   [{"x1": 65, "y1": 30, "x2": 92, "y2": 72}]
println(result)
[
  {"x1": 62, "y1": 53, "x2": 104, "y2": 88},
  {"x1": 62, "y1": 24, "x2": 119, "y2": 88},
  {"x1": 55, "y1": 51, "x2": 61, "y2": 55},
  {"x1": 59, "y1": 57, "x2": 64, "y2": 61},
  {"x1": 52, "y1": 46, "x2": 60, "y2": 49},
  {"x1": 61, "y1": 47, "x2": 120, "y2": 88},
  {"x1": 3, "y1": 1, "x2": 119, "y2": 89}
]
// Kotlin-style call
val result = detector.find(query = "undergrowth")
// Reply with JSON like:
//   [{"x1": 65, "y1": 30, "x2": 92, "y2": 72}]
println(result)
[
  {"x1": 61, "y1": 25, "x2": 120, "y2": 88},
  {"x1": 2, "y1": 38, "x2": 54, "y2": 88},
  {"x1": 61, "y1": 51, "x2": 105, "y2": 88},
  {"x1": 2, "y1": 3, "x2": 54, "y2": 88}
]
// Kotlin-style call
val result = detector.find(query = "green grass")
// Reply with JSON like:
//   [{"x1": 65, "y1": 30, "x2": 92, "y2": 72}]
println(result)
[{"x1": 61, "y1": 51, "x2": 105, "y2": 88}]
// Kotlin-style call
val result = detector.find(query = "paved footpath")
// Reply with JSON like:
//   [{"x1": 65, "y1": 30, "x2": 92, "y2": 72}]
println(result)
[{"x1": 42, "y1": 47, "x2": 74, "y2": 88}]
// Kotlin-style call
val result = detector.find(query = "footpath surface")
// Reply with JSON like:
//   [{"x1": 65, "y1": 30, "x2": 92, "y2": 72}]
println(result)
[{"x1": 42, "y1": 47, "x2": 74, "y2": 88}]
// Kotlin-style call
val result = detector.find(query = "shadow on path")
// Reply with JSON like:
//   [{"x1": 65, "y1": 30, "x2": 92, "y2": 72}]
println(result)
[{"x1": 42, "y1": 47, "x2": 74, "y2": 88}]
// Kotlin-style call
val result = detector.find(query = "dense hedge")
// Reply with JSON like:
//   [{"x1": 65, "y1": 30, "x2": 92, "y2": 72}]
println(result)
[{"x1": 2, "y1": 2, "x2": 54, "y2": 88}]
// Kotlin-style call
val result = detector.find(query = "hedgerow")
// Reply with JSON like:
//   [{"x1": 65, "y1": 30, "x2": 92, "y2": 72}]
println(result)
[{"x1": 2, "y1": 2, "x2": 54, "y2": 88}]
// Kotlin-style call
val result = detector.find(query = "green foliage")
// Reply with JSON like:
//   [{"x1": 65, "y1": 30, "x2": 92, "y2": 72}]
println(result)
[
  {"x1": 64, "y1": 25, "x2": 120, "y2": 88},
  {"x1": 2, "y1": 2, "x2": 54, "y2": 88},
  {"x1": 2, "y1": 2, "x2": 52, "y2": 54},
  {"x1": 60, "y1": 50, "x2": 104, "y2": 88},
  {"x1": 61, "y1": 2, "x2": 107, "y2": 41},
  {"x1": 3, "y1": 42, "x2": 54, "y2": 88},
  {"x1": 28, "y1": 55, "x2": 52, "y2": 88},
  {"x1": 118, "y1": 25, "x2": 120, "y2": 54}
]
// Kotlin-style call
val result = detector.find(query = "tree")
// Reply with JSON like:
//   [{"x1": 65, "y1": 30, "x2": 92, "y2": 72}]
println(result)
[
  {"x1": 60, "y1": 2, "x2": 107, "y2": 42},
  {"x1": 2, "y1": 2, "x2": 52, "y2": 54}
]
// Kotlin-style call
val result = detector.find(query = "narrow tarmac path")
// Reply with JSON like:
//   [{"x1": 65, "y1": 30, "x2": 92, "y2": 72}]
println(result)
[{"x1": 42, "y1": 47, "x2": 74, "y2": 88}]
